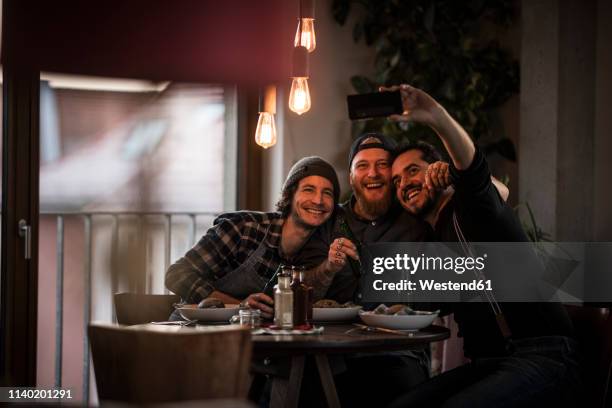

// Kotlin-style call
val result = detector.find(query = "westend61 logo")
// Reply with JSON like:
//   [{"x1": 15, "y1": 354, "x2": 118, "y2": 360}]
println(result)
[{"x1": 372, "y1": 253, "x2": 488, "y2": 275}]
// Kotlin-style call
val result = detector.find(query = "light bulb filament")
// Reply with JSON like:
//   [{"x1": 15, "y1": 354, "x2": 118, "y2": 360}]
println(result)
[
  {"x1": 294, "y1": 18, "x2": 316, "y2": 52},
  {"x1": 288, "y1": 77, "x2": 311, "y2": 115},
  {"x1": 255, "y1": 112, "x2": 277, "y2": 149}
]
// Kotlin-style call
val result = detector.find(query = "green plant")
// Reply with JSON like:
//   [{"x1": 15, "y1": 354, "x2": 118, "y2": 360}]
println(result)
[
  {"x1": 515, "y1": 202, "x2": 580, "y2": 294},
  {"x1": 332, "y1": 0, "x2": 519, "y2": 160},
  {"x1": 516, "y1": 202, "x2": 552, "y2": 243}
]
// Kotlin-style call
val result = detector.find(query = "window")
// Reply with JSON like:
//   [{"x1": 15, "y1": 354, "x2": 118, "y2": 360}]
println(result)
[{"x1": 37, "y1": 74, "x2": 237, "y2": 403}]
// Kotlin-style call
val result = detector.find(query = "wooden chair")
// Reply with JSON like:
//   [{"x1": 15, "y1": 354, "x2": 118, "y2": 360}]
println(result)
[
  {"x1": 89, "y1": 324, "x2": 252, "y2": 404},
  {"x1": 114, "y1": 293, "x2": 180, "y2": 325},
  {"x1": 564, "y1": 304, "x2": 612, "y2": 407}
]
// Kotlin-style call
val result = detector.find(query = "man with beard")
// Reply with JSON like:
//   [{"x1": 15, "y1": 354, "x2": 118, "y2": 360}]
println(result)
[
  {"x1": 300, "y1": 134, "x2": 431, "y2": 408},
  {"x1": 165, "y1": 156, "x2": 340, "y2": 318},
  {"x1": 307, "y1": 133, "x2": 429, "y2": 303},
  {"x1": 391, "y1": 141, "x2": 509, "y2": 230},
  {"x1": 387, "y1": 84, "x2": 579, "y2": 407}
]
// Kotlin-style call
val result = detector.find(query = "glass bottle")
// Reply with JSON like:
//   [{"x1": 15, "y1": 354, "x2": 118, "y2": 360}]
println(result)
[
  {"x1": 291, "y1": 266, "x2": 309, "y2": 327},
  {"x1": 305, "y1": 273, "x2": 314, "y2": 324},
  {"x1": 274, "y1": 265, "x2": 294, "y2": 329}
]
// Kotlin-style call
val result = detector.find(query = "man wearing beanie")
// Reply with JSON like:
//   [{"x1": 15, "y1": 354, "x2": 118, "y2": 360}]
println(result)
[{"x1": 165, "y1": 156, "x2": 340, "y2": 318}]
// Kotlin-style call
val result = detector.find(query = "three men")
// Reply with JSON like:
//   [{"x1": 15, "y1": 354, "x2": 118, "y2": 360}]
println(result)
[{"x1": 165, "y1": 84, "x2": 580, "y2": 407}]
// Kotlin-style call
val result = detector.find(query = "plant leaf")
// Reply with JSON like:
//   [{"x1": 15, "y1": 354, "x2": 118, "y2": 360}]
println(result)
[
  {"x1": 332, "y1": 0, "x2": 351, "y2": 25},
  {"x1": 353, "y1": 22, "x2": 363, "y2": 42},
  {"x1": 350, "y1": 75, "x2": 375, "y2": 94},
  {"x1": 351, "y1": 120, "x2": 367, "y2": 138},
  {"x1": 390, "y1": 51, "x2": 401, "y2": 68},
  {"x1": 424, "y1": 3, "x2": 435, "y2": 32},
  {"x1": 483, "y1": 138, "x2": 517, "y2": 162}
]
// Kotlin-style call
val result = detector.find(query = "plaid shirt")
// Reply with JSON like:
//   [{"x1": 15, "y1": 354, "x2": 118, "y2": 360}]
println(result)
[{"x1": 165, "y1": 211, "x2": 285, "y2": 303}]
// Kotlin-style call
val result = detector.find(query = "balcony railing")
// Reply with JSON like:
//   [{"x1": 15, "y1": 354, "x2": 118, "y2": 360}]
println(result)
[{"x1": 40, "y1": 210, "x2": 219, "y2": 404}]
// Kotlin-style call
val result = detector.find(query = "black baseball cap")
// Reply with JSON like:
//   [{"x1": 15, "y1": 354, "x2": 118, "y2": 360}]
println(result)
[{"x1": 348, "y1": 132, "x2": 398, "y2": 168}]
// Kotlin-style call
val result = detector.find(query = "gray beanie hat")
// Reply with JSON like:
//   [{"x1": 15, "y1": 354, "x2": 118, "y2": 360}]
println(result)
[{"x1": 281, "y1": 156, "x2": 340, "y2": 204}]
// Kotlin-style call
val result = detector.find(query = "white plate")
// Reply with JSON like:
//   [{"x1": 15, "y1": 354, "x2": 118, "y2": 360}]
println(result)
[
  {"x1": 359, "y1": 311, "x2": 438, "y2": 331},
  {"x1": 177, "y1": 304, "x2": 239, "y2": 322},
  {"x1": 312, "y1": 307, "x2": 361, "y2": 322}
]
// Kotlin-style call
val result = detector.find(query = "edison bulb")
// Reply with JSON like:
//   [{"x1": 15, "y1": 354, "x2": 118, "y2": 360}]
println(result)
[
  {"x1": 288, "y1": 77, "x2": 311, "y2": 115},
  {"x1": 255, "y1": 112, "x2": 277, "y2": 149},
  {"x1": 294, "y1": 18, "x2": 316, "y2": 52}
]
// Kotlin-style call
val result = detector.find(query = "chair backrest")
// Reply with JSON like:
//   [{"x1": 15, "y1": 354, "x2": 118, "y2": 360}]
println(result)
[
  {"x1": 114, "y1": 293, "x2": 180, "y2": 325},
  {"x1": 89, "y1": 324, "x2": 252, "y2": 404},
  {"x1": 564, "y1": 304, "x2": 612, "y2": 408}
]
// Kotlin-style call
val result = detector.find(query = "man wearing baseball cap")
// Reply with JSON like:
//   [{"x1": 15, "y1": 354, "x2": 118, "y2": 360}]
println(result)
[
  {"x1": 300, "y1": 134, "x2": 431, "y2": 408},
  {"x1": 307, "y1": 132, "x2": 429, "y2": 303},
  {"x1": 165, "y1": 156, "x2": 340, "y2": 318}
]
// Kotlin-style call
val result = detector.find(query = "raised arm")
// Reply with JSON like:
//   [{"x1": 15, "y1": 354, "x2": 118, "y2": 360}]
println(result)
[{"x1": 383, "y1": 84, "x2": 476, "y2": 170}]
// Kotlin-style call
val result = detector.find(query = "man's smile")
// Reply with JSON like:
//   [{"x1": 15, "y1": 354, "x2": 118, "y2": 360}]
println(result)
[
  {"x1": 402, "y1": 185, "x2": 423, "y2": 203},
  {"x1": 365, "y1": 182, "x2": 384, "y2": 189},
  {"x1": 361, "y1": 179, "x2": 388, "y2": 193},
  {"x1": 304, "y1": 207, "x2": 327, "y2": 215}
]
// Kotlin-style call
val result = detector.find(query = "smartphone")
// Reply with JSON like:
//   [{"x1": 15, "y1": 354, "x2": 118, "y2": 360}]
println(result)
[{"x1": 347, "y1": 91, "x2": 403, "y2": 120}]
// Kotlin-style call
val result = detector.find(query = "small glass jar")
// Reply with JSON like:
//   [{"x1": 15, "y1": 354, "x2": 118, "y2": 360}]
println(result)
[{"x1": 238, "y1": 308, "x2": 261, "y2": 329}]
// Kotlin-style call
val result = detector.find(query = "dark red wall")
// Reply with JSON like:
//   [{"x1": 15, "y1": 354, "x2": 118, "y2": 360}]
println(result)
[{"x1": 2, "y1": 0, "x2": 294, "y2": 84}]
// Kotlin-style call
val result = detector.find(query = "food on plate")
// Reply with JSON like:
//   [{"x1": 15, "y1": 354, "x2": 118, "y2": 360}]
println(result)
[
  {"x1": 371, "y1": 304, "x2": 437, "y2": 316},
  {"x1": 313, "y1": 299, "x2": 357, "y2": 308},
  {"x1": 313, "y1": 299, "x2": 341, "y2": 308},
  {"x1": 197, "y1": 298, "x2": 225, "y2": 309},
  {"x1": 386, "y1": 304, "x2": 406, "y2": 315},
  {"x1": 372, "y1": 304, "x2": 389, "y2": 314}
]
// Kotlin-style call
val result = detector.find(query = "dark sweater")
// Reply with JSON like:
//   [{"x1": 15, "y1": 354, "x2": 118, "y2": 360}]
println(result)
[
  {"x1": 436, "y1": 149, "x2": 573, "y2": 358},
  {"x1": 302, "y1": 197, "x2": 430, "y2": 304}
]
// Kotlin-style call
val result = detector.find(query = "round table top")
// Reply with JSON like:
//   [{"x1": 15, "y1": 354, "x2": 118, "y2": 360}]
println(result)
[
  {"x1": 250, "y1": 324, "x2": 449, "y2": 356},
  {"x1": 131, "y1": 322, "x2": 450, "y2": 357}
]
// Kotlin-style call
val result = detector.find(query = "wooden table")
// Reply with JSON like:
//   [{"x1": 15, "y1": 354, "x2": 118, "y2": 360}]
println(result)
[
  {"x1": 132, "y1": 323, "x2": 449, "y2": 408},
  {"x1": 252, "y1": 324, "x2": 448, "y2": 408}
]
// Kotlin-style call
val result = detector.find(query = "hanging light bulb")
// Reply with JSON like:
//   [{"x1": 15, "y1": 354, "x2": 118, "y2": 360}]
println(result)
[
  {"x1": 255, "y1": 85, "x2": 277, "y2": 149},
  {"x1": 294, "y1": 0, "x2": 316, "y2": 52},
  {"x1": 288, "y1": 77, "x2": 311, "y2": 115},
  {"x1": 294, "y1": 18, "x2": 316, "y2": 52},
  {"x1": 288, "y1": 46, "x2": 311, "y2": 115},
  {"x1": 255, "y1": 112, "x2": 277, "y2": 149}
]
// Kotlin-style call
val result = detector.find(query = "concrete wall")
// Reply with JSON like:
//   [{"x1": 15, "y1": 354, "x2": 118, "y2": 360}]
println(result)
[
  {"x1": 520, "y1": 0, "x2": 611, "y2": 241},
  {"x1": 556, "y1": 0, "x2": 596, "y2": 241},
  {"x1": 593, "y1": 0, "x2": 612, "y2": 240}
]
